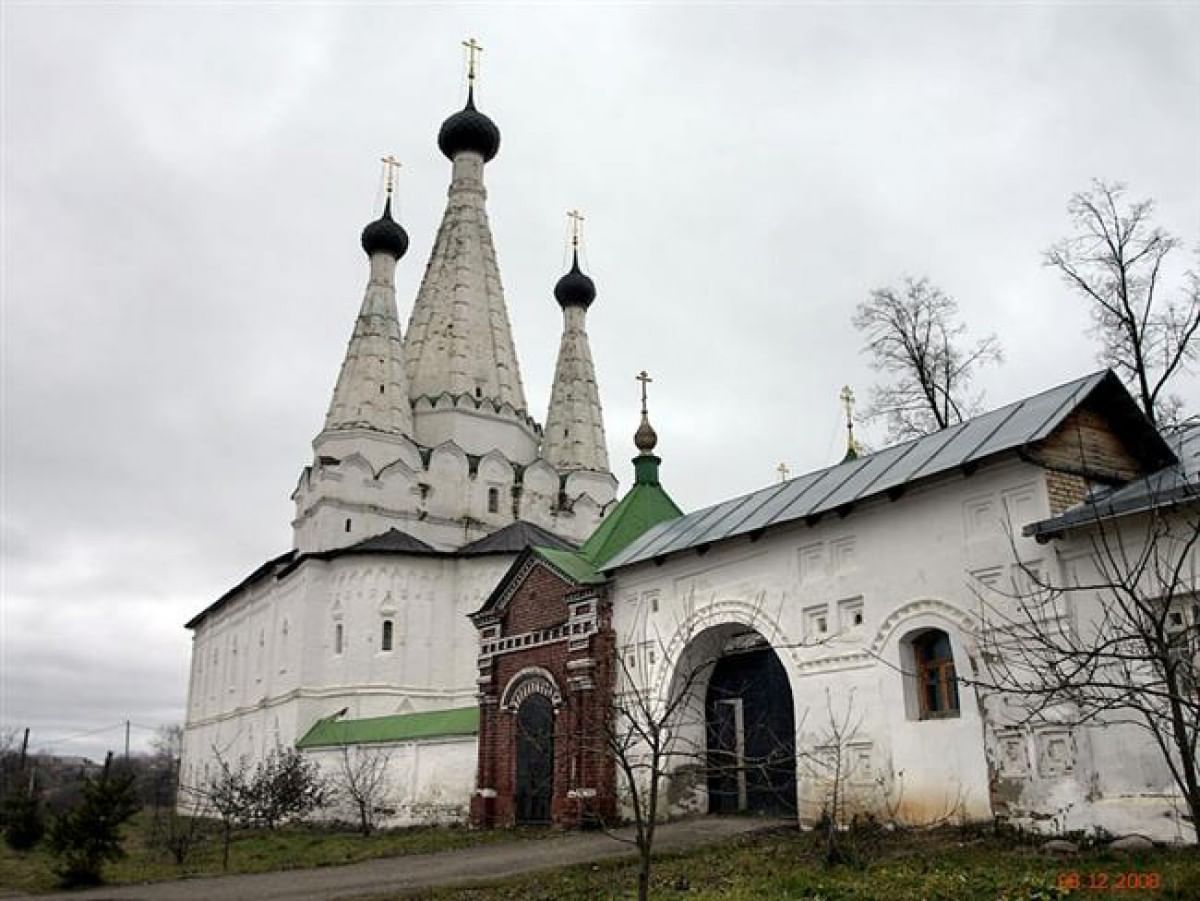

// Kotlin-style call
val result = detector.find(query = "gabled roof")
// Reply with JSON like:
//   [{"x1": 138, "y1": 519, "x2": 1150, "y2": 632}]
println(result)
[
  {"x1": 185, "y1": 550, "x2": 297, "y2": 629},
  {"x1": 1026, "y1": 423, "x2": 1199, "y2": 540},
  {"x1": 579, "y1": 456, "x2": 684, "y2": 568},
  {"x1": 458, "y1": 520, "x2": 576, "y2": 556},
  {"x1": 534, "y1": 545, "x2": 605, "y2": 585},
  {"x1": 296, "y1": 707, "x2": 479, "y2": 748},
  {"x1": 343, "y1": 528, "x2": 439, "y2": 554},
  {"x1": 188, "y1": 523, "x2": 575, "y2": 629},
  {"x1": 603, "y1": 370, "x2": 1174, "y2": 571}
]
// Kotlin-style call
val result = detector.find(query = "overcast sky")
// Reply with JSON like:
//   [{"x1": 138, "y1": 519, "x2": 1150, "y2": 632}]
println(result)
[{"x1": 2, "y1": 3, "x2": 1198, "y2": 762}]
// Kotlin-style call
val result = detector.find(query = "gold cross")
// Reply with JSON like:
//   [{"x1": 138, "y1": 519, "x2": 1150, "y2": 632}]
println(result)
[
  {"x1": 840, "y1": 385, "x2": 856, "y2": 423},
  {"x1": 381, "y1": 155, "x2": 401, "y2": 196},
  {"x1": 567, "y1": 209, "x2": 585, "y2": 248},
  {"x1": 636, "y1": 370, "x2": 653, "y2": 415},
  {"x1": 463, "y1": 37, "x2": 483, "y2": 82},
  {"x1": 777, "y1": 462, "x2": 790, "y2": 482}
]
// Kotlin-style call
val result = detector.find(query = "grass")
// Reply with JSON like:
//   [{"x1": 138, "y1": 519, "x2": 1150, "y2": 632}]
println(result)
[
  {"x1": 4, "y1": 814, "x2": 1199, "y2": 898},
  {"x1": 0, "y1": 809, "x2": 545, "y2": 895},
  {"x1": 397, "y1": 825, "x2": 1200, "y2": 901}
]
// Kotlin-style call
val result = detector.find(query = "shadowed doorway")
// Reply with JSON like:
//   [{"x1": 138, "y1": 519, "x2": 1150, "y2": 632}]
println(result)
[
  {"x1": 706, "y1": 642, "x2": 797, "y2": 815},
  {"x1": 515, "y1": 693, "x2": 555, "y2": 824}
]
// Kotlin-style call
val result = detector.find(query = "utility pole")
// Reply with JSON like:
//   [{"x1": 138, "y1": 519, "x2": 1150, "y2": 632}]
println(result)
[{"x1": 124, "y1": 720, "x2": 131, "y2": 760}]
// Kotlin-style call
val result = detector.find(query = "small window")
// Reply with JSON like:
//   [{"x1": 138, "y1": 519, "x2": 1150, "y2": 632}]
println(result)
[
  {"x1": 345, "y1": 518, "x2": 352, "y2": 533},
  {"x1": 487, "y1": 487, "x2": 500, "y2": 514},
  {"x1": 379, "y1": 384, "x2": 385, "y2": 394},
  {"x1": 334, "y1": 623, "x2": 344, "y2": 655},
  {"x1": 381, "y1": 619, "x2": 394, "y2": 652},
  {"x1": 913, "y1": 629, "x2": 959, "y2": 719},
  {"x1": 475, "y1": 386, "x2": 482, "y2": 399}
]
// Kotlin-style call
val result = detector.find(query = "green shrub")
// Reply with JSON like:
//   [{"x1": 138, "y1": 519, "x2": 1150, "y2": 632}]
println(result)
[
  {"x1": 3, "y1": 788, "x2": 45, "y2": 850},
  {"x1": 47, "y1": 755, "x2": 139, "y2": 886}
]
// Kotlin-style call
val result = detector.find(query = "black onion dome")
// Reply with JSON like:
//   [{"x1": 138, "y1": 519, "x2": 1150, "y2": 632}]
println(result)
[
  {"x1": 437, "y1": 87, "x2": 501, "y2": 163},
  {"x1": 553, "y1": 250, "x2": 596, "y2": 309},
  {"x1": 361, "y1": 197, "x2": 409, "y2": 259}
]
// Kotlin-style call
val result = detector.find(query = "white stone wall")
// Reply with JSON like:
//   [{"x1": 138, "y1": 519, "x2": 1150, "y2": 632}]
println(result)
[
  {"x1": 980, "y1": 509, "x2": 1198, "y2": 842},
  {"x1": 306, "y1": 736, "x2": 477, "y2": 828},
  {"x1": 292, "y1": 437, "x2": 614, "y2": 553},
  {"x1": 181, "y1": 553, "x2": 508, "y2": 802},
  {"x1": 607, "y1": 456, "x2": 1196, "y2": 840},
  {"x1": 599, "y1": 459, "x2": 1086, "y2": 827}
]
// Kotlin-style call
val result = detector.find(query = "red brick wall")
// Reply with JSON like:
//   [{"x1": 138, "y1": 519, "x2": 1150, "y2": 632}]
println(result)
[
  {"x1": 502, "y1": 565, "x2": 575, "y2": 634},
  {"x1": 1031, "y1": 407, "x2": 1149, "y2": 514},
  {"x1": 472, "y1": 561, "x2": 616, "y2": 830}
]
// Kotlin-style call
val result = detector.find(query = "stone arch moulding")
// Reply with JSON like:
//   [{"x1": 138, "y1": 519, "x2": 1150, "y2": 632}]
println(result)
[
  {"x1": 499, "y1": 667, "x2": 563, "y2": 712},
  {"x1": 867, "y1": 597, "x2": 979, "y2": 661},
  {"x1": 658, "y1": 595, "x2": 797, "y2": 690}
]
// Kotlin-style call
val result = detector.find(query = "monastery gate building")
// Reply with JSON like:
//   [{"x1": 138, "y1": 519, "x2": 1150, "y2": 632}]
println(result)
[{"x1": 181, "y1": 58, "x2": 1199, "y2": 842}]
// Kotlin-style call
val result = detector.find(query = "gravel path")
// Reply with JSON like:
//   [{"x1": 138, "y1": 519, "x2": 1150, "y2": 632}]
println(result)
[{"x1": 22, "y1": 817, "x2": 788, "y2": 901}]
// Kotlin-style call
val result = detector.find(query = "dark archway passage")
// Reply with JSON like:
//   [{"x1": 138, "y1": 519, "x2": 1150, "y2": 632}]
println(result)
[
  {"x1": 705, "y1": 646, "x2": 797, "y2": 815},
  {"x1": 515, "y1": 693, "x2": 555, "y2": 824}
]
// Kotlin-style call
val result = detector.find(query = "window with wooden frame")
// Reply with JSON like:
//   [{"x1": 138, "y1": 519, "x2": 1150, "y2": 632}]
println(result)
[
  {"x1": 487, "y1": 487, "x2": 500, "y2": 514},
  {"x1": 913, "y1": 629, "x2": 959, "y2": 719}
]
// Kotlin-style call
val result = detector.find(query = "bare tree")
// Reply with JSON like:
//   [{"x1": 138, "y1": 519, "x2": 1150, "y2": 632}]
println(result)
[
  {"x1": 800, "y1": 689, "x2": 864, "y2": 865},
  {"x1": 1046, "y1": 180, "x2": 1199, "y2": 428},
  {"x1": 853, "y1": 277, "x2": 1002, "y2": 440},
  {"x1": 331, "y1": 746, "x2": 392, "y2": 836},
  {"x1": 970, "y1": 492, "x2": 1199, "y2": 843},
  {"x1": 203, "y1": 752, "x2": 250, "y2": 870},
  {"x1": 151, "y1": 786, "x2": 210, "y2": 866}
]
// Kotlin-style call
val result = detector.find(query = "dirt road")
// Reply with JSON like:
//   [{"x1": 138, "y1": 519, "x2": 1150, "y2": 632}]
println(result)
[{"x1": 23, "y1": 817, "x2": 787, "y2": 900}]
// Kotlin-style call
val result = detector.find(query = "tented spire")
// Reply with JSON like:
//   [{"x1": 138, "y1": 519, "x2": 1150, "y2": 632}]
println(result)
[
  {"x1": 322, "y1": 181, "x2": 414, "y2": 437},
  {"x1": 543, "y1": 215, "x2": 610, "y2": 473},
  {"x1": 405, "y1": 61, "x2": 526, "y2": 413}
]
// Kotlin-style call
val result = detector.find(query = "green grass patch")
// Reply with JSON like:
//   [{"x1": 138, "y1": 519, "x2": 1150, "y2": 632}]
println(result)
[
  {"x1": 1, "y1": 809, "x2": 545, "y2": 894},
  {"x1": 397, "y1": 826, "x2": 1200, "y2": 900}
]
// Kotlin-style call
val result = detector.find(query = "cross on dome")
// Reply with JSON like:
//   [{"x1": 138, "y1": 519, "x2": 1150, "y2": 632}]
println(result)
[
  {"x1": 636, "y1": 370, "x2": 653, "y2": 416},
  {"x1": 463, "y1": 37, "x2": 483, "y2": 83},
  {"x1": 567, "y1": 209, "x2": 585, "y2": 249},
  {"x1": 840, "y1": 384, "x2": 860, "y2": 462},
  {"x1": 381, "y1": 155, "x2": 401, "y2": 196}
]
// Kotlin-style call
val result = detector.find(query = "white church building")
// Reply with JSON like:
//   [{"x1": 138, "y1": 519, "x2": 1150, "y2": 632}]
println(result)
[
  {"x1": 181, "y1": 58, "x2": 1198, "y2": 841},
  {"x1": 181, "y1": 65, "x2": 617, "y2": 820}
]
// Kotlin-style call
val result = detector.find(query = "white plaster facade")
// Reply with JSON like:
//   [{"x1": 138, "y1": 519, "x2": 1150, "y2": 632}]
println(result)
[
  {"x1": 181, "y1": 88, "x2": 617, "y2": 813},
  {"x1": 181, "y1": 553, "x2": 508, "y2": 803},
  {"x1": 306, "y1": 736, "x2": 478, "y2": 828},
  {"x1": 607, "y1": 453, "x2": 1196, "y2": 842}
]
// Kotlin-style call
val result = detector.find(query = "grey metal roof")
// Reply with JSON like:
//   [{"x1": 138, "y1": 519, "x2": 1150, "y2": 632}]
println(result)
[
  {"x1": 1025, "y1": 423, "x2": 1200, "y2": 540},
  {"x1": 603, "y1": 370, "x2": 1170, "y2": 571},
  {"x1": 457, "y1": 520, "x2": 577, "y2": 556},
  {"x1": 187, "y1": 522, "x2": 578, "y2": 629}
]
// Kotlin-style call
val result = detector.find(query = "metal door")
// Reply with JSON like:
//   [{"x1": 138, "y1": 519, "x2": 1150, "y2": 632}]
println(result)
[{"x1": 515, "y1": 694, "x2": 554, "y2": 824}]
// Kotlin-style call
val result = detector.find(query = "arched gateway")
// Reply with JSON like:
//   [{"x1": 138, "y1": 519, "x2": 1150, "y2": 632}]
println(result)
[
  {"x1": 706, "y1": 644, "x2": 797, "y2": 815},
  {"x1": 665, "y1": 621, "x2": 798, "y2": 816}
]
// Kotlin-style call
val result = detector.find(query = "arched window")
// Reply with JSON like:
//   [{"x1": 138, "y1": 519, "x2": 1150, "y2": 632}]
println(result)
[
  {"x1": 913, "y1": 629, "x2": 959, "y2": 719},
  {"x1": 334, "y1": 623, "x2": 344, "y2": 655},
  {"x1": 381, "y1": 619, "x2": 394, "y2": 652},
  {"x1": 487, "y1": 487, "x2": 500, "y2": 514}
]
